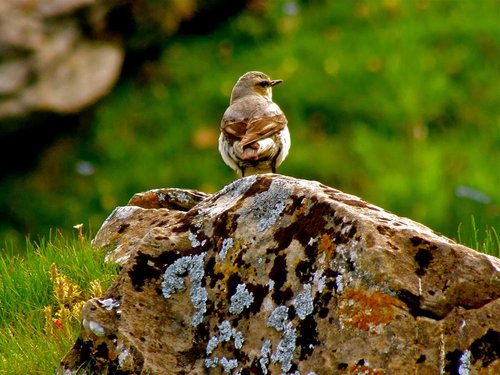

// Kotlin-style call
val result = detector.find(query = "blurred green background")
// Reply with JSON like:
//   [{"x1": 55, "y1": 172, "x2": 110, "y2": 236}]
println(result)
[{"x1": 1, "y1": 0, "x2": 499, "y2": 249}]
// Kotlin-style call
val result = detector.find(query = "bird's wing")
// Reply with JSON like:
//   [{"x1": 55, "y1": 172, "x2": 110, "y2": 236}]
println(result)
[
  {"x1": 238, "y1": 113, "x2": 287, "y2": 148},
  {"x1": 220, "y1": 117, "x2": 249, "y2": 140}
]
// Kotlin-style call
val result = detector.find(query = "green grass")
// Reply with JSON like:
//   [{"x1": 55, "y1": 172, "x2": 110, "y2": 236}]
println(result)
[
  {"x1": 458, "y1": 217, "x2": 500, "y2": 258},
  {"x1": 0, "y1": 233, "x2": 118, "y2": 374}
]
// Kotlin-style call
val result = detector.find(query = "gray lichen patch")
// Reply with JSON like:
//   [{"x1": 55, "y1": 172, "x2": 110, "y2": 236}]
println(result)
[
  {"x1": 267, "y1": 279, "x2": 275, "y2": 291},
  {"x1": 294, "y1": 284, "x2": 314, "y2": 320},
  {"x1": 458, "y1": 349, "x2": 471, "y2": 375},
  {"x1": 161, "y1": 253, "x2": 207, "y2": 326},
  {"x1": 238, "y1": 179, "x2": 292, "y2": 233},
  {"x1": 98, "y1": 298, "x2": 120, "y2": 311},
  {"x1": 259, "y1": 339, "x2": 273, "y2": 374},
  {"x1": 219, "y1": 237, "x2": 234, "y2": 260},
  {"x1": 167, "y1": 190, "x2": 189, "y2": 204},
  {"x1": 268, "y1": 305, "x2": 289, "y2": 331},
  {"x1": 271, "y1": 322, "x2": 297, "y2": 373},
  {"x1": 254, "y1": 188, "x2": 291, "y2": 232},
  {"x1": 219, "y1": 320, "x2": 236, "y2": 342},
  {"x1": 220, "y1": 357, "x2": 238, "y2": 372},
  {"x1": 221, "y1": 175, "x2": 258, "y2": 199},
  {"x1": 205, "y1": 320, "x2": 244, "y2": 372},
  {"x1": 203, "y1": 176, "x2": 258, "y2": 219},
  {"x1": 229, "y1": 283, "x2": 254, "y2": 314},
  {"x1": 208, "y1": 321, "x2": 244, "y2": 353},
  {"x1": 190, "y1": 283, "x2": 209, "y2": 326},
  {"x1": 205, "y1": 357, "x2": 238, "y2": 373},
  {"x1": 188, "y1": 230, "x2": 207, "y2": 248}
]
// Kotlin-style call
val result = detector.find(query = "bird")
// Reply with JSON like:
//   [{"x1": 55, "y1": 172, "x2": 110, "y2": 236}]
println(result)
[{"x1": 218, "y1": 71, "x2": 290, "y2": 177}]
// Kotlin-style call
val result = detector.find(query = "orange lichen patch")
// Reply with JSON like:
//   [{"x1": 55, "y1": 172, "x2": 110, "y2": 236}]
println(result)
[
  {"x1": 128, "y1": 191, "x2": 161, "y2": 208},
  {"x1": 339, "y1": 287, "x2": 405, "y2": 333},
  {"x1": 298, "y1": 204, "x2": 307, "y2": 215},
  {"x1": 298, "y1": 199, "x2": 310, "y2": 215},
  {"x1": 319, "y1": 233, "x2": 337, "y2": 260}
]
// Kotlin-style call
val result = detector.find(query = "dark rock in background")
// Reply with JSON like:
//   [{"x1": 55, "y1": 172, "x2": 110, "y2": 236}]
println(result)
[
  {"x1": 0, "y1": 1, "x2": 123, "y2": 118},
  {"x1": 0, "y1": 0, "x2": 247, "y2": 120}
]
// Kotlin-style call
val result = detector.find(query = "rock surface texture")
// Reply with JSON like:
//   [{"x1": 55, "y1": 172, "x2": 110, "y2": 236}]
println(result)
[{"x1": 59, "y1": 175, "x2": 500, "y2": 374}]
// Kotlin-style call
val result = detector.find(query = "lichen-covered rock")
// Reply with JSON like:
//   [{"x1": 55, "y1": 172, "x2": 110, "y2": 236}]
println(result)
[
  {"x1": 58, "y1": 175, "x2": 500, "y2": 374},
  {"x1": 91, "y1": 188, "x2": 209, "y2": 265}
]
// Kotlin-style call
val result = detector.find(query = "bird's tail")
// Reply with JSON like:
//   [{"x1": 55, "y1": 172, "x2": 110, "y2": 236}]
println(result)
[{"x1": 237, "y1": 138, "x2": 276, "y2": 161}]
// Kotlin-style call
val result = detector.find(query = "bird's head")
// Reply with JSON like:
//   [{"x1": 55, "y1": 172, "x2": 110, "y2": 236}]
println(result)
[{"x1": 230, "y1": 71, "x2": 283, "y2": 103}]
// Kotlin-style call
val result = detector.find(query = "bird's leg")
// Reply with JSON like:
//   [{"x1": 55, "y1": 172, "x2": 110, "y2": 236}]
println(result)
[{"x1": 271, "y1": 158, "x2": 277, "y2": 173}]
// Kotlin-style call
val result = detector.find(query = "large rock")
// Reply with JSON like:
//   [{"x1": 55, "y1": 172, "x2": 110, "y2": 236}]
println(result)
[{"x1": 59, "y1": 175, "x2": 500, "y2": 374}]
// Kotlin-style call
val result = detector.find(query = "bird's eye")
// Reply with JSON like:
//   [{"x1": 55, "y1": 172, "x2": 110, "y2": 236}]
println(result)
[{"x1": 258, "y1": 81, "x2": 269, "y2": 87}]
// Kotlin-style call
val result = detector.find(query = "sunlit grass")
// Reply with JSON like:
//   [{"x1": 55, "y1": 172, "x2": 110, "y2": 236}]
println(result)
[
  {"x1": 458, "y1": 217, "x2": 500, "y2": 258},
  {"x1": 0, "y1": 233, "x2": 118, "y2": 374}
]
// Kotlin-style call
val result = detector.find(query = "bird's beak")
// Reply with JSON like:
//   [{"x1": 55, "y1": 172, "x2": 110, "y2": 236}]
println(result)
[{"x1": 270, "y1": 79, "x2": 283, "y2": 86}]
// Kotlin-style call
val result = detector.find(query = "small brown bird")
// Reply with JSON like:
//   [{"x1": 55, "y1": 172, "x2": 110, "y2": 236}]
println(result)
[{"x1": 218, "y1": 71, "x2": 290, "y2": 177}]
